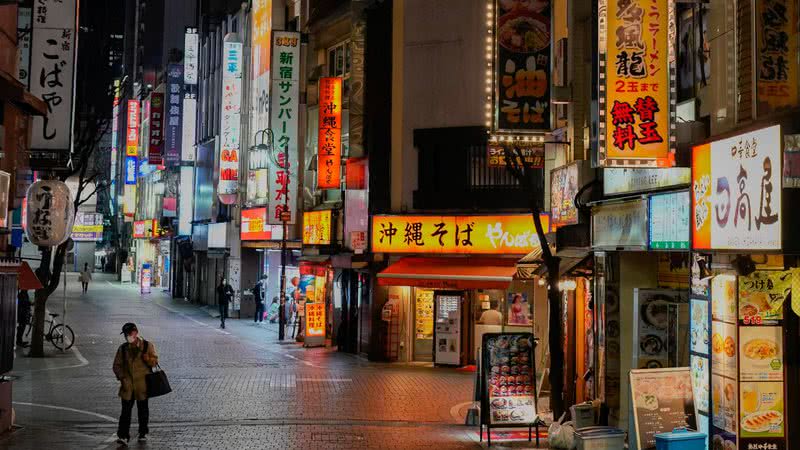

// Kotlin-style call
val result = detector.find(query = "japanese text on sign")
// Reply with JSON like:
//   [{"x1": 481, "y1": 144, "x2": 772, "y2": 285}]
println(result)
[
  {"x1": 30, "y1": 26, "x2": 75, "y2": 150},
  {"x1": 317, "y1": 77, "x2": 343, "y2": 189},
  {"x1": 371, "y1": 214, "x2": 550, "y2": 255},
  {"x1": 218, "y1": 40, "x2": 242, "y2": 202},
  {"x1": 126, "y1": 100, "x2": 139, "y2": 156},
  {"x1": 164, "y1": 64, "x2": 183, "y2": 165},
  {"x1": 487, "y1": 142, "x2": 544, "y2": 168},
  {"x1": 757, "y1": 0, "x2": 798, "y2": 115},
  {"x1": 692, "y1": 126, "x2": 782, "y2": 250},
  {"x1": 148, "y1": 93, "x2": 164, "y2": 165},
  {"x1": 303, "y1": 210, "x2": 332, "y2": 245},
  {"x1": 305, "y1": 303, "x2": 325, "y2": 337},
  {"x1": 494, "y1": 0, "x2": 551, "y2": 131},
  {"x1": 268, "y1": 31, "x2": 301, "y2": 225},
  {"x1": 601, "y1": 0, "x2": 674, "y2": 167}
]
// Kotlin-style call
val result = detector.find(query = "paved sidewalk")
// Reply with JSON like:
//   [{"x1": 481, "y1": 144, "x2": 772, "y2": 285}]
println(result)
[{"x1": 1, "y1": 277, "x2": 549, "y2": 449}]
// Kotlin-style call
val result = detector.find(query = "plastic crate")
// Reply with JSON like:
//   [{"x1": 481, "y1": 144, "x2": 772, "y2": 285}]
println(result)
[
  {"x1": 655, "y1": 427, "x2": 706, "y2": 450},
  {"x1": 574, "y1": 426, "x2": 626, "y2": 450}
]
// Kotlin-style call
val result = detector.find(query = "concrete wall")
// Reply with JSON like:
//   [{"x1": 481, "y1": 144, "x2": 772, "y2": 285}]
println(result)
[
  {"x1": 392, "y1": 0, "x2": 484, "y2": 211},
  {"x1": 617, "y1": 252, "x2": 658, "y2": 438}
]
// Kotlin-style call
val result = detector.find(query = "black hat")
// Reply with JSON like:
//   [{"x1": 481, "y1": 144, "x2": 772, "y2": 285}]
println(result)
[{"x1": 121, "y1": 323, "x2": 138, "y2": 335}]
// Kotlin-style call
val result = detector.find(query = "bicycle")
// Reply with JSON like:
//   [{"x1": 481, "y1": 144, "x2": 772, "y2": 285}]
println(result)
[{"x1": 25, "y1": 313, "x2": 75, "y2": 351}]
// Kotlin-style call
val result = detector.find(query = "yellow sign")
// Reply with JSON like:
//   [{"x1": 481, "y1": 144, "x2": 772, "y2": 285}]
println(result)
[
  {"x1": 371, "y1": 214, "x2": 550, "y2": 255},
  {"x1": 305, "y1": 303, "x2": 325, "y2": 337},
  {"x1": 601, "y1": 0, "x2": 673, "y2": 167},
  {"x1": 302, "y1": 210, "x2": 332, "y2": 245},
  {"x1": 739, "y1": 270, "x2": 792, "y2": 324},
  {"x1": 415, "y1": 289, "x2": 434, "y2": 340}
]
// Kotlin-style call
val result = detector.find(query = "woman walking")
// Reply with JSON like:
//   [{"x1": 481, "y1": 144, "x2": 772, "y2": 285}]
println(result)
[{"x1": 79, "y1": 263, "x2": 92, "y2": 293}]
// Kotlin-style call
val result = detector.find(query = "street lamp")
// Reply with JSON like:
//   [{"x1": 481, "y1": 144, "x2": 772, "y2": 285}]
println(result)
[{"x1": 251, "y1": 129, "x2": 291, "y2": 341}]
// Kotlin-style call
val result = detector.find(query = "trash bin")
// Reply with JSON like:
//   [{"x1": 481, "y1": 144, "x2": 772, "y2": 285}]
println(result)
[
  {"x1": 655, "y1": 427, "x2": 706, "y2": 450},
  {"x1": 574, "y1": 426, "x2": 626, "y2": 450},
  {"x1": 570, "y1": 402, "x2": 595, "y2": 429}
]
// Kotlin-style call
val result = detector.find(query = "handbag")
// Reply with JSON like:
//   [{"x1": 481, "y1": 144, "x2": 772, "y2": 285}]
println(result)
[{"x1": 145, "y1": 364, "x2": 172, "y2": 398}]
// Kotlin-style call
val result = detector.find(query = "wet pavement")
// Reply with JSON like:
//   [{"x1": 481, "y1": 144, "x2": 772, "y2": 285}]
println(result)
[{"x1": 0, "y1": 274, "x2": 548, "y2": 449}]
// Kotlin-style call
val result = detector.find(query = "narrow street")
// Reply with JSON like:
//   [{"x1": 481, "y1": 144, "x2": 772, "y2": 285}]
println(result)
[{"x1": 1, "y1": 275, "x2": 544, "y2": 449}]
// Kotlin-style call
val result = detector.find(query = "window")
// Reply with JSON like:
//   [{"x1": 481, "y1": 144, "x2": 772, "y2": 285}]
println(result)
[{"x1": 327, "y1": 40, "x2": 351, "y2": 79}]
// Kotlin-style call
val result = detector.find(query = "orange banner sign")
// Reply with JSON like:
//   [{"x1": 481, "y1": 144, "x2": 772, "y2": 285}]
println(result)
[
  {"x1": 371, "y1": 214, "x2": 550, "y2": 255},
  {"x1": 600, "y1": 0, "x2": 674, "y2": 167},
  {"x1": 317, "y1": 77, "x2": 342, "y2": 189},
  {"x1": 303, "y1": 210, "x2": 332, "y2": 245},
  {"x1": 305, "y1": 303, "x2": 325, "y2": 337}
]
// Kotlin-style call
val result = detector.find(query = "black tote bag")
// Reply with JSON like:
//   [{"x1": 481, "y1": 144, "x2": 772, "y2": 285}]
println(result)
[{"x1": 145, "y1": 365, "x2": 172, "y2": 398}]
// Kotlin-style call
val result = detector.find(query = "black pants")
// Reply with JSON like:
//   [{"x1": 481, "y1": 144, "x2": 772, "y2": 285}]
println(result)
[
  {"x1": 219, "y1": 303, "x2": 228, "y2": 327},
  {"x1": 16, "y1": 322, "x2": 26, "y2": 344},
  {"x1": 254, "y1": 302, "x2": 264, "y2": 322},
  {"x1": 117, "y1": 398, "x2": 149, "y2": 439},
  {"x1": 81, "y1": 282, "x2": 88, "y2": 292}
]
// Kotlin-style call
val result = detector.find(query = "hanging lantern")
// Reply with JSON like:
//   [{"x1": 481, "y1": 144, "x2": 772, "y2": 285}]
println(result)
[{"x1": 25, "y1": 180, "x2": 75, "y2": 247}]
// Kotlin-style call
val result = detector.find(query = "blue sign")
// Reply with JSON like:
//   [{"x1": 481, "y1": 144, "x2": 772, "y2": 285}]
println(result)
[
  {"x1": 164, "y1": 64, "x2": 183, "y2": 165},
  {"x1": 124, "y1": 156, "x2": 138, "y2": 185}
]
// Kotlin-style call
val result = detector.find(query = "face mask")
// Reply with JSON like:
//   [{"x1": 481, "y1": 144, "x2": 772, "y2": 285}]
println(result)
[{"x1": 126, "y1": 335, "x2": 136, "y2": 344}]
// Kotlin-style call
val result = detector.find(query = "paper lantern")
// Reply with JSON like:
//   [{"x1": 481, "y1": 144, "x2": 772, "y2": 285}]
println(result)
[{"x1": 25, "y1": 180, "x2": 75, "y2": 247}]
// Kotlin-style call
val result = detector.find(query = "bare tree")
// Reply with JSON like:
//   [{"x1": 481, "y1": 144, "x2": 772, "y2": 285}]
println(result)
[
  {"x1": 28, "y1": 16, "x2": 117, "y2": 357},
  {"x1": 503, "y1": 145, "x2": 565, "y2": 419}
]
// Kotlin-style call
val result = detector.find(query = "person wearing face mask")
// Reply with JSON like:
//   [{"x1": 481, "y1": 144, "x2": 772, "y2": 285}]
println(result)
[{"x1": 113, "y1": 323, "x2": 158, "y2": 445}]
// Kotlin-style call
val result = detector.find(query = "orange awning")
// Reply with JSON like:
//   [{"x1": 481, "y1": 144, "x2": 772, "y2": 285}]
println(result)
[{"x1": 377, "y1": 257, "x2": 517, "y2": 290}]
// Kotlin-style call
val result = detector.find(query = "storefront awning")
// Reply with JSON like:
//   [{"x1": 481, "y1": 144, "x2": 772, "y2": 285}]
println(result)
[
  {"x1": 0, "y1": 261, "x2": 44, "y2": 290},
  {"x1": 533, "y1": 251, "x2": 593, "y2": 278},
  {"x1": 378, "y1": 257, "x2": 517, "y2": 290}
]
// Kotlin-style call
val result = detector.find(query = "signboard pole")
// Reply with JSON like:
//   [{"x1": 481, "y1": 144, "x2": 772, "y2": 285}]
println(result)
[{"x1": 278, "y1": 144, "x2": 290, "y2": 342}]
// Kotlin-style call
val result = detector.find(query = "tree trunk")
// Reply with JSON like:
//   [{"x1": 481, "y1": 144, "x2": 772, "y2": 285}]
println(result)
[
  {"x1": 29, "y1": 292, "x2": 49, "y2": 357},
  {"x1": 546, "y1": 263, "x2": 565, "y2": 419}
]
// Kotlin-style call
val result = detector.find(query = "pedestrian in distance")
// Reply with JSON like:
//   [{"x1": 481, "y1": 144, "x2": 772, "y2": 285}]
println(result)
[
  {"x1": 253, "y1": 279, "x2": 264, "y2": 323},
  {"x1": 113, "y1": 323, "x2": 158, "y2": 445},
  {"x1": 79, "y1": 262, "x2": 92, "y2": 293},
  {"x1": 216, "y1": 278, "x2": 234, "y2": 329},
  {"x1": 16, "y1": 290, "x2": 31, "y2": 348}
]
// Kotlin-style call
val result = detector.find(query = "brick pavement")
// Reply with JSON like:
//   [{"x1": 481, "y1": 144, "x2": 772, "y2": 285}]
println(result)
[{"x1": 0, "y1": 275, "x2": 549, "y2": 449}]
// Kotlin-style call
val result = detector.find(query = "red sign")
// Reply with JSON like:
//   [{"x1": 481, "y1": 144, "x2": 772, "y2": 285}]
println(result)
[
  {"x1": 126, "y1": 100, "x2": 139, "y2": 156},
  {"x1": 148, "y1": 93, "x2": 164, "y2": 165},
  {"x1": 317, "y1": 77, "x2": 342, "y2": 189},
  {"x1": 305, "y1": 302, "x2": 325, "y2": 337},
  {"x1": 133, "y1": 219, "x2": 157, "y2": 239},
  {"x1": 241, "y1": 207, "x2": 272, "y2": 241},
  {"x1": 346, "y1": 158, "x2": 367, "y2": 189}
]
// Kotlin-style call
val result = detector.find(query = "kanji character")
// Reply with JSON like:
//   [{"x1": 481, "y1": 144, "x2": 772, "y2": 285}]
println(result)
[
  {"x1": 633, "y1": 96, "x2": 659, "y2": 121},
  {"x1": 638, "y1": 122, "x2": 663, "y2": 144},
  {"x1": 610, "y1": 100, "x2": 636, "y2": 126},
  {"x1": 612, "y1": 124, "x2": 637, "y2": 151}
]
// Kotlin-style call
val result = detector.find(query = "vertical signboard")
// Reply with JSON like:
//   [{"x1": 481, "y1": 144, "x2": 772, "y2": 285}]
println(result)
[
  {"x1": 268, "y1": 31, "x2": 301, "y2": 224},
  {"x1": 218, "y1": 38, "x2": 243, "y2": 204},
  {"x1": 111, "y1": 92, "x2": 120, "y2": 186},
  {"x1": 251, "y1": 0, "x2": 273, "y2": 137},
  {"x1": 17, "y1": 7, "x2": 32, "y2": 86},
  {"x1": 30, "y1": 0, "x2": 77, "y2": 156},
  {"x1": 317, "y1": 77, "x2": 343, "y2": 189},
  {"x1": 493, "y1": 0, "x2": 551, "y2": 131},
  {"x1": 148, "y1": 93, "x2": 164, "y2": 165},
  {"x1": 756, "y1": 0, "x2": 798, "y2": 116},
  {"x1": 178, "y1": 166, "x2": 194, "y2": 236},
  {"x1": 164, "y1": 64, "x2": 183, "y2": 165},
  {"x1": 691, "y1": 126, "x2": 782, "y2": 250},
  {"x1": 181, "y1": 95, "x2": 196, "y2": 162},
  {"x1": 598, "y1": 0, "x2": 675, "y2": 167},
  {"x1": 183, "y1": 28, "x2": 199, "y2": 85},
  {"x1": 126, "y1": 100, "x2": 140, "y2": 156}
]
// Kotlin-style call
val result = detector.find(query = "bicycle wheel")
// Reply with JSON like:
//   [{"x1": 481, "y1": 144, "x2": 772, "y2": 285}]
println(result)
[{"x1": 49, "y1": 324, "x2": 75, "y2": 351}]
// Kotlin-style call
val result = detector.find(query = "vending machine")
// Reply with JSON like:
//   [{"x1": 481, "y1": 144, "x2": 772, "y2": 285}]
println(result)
[{"x1": 434, "y1": 292, "x2": 462, "y2": 366}]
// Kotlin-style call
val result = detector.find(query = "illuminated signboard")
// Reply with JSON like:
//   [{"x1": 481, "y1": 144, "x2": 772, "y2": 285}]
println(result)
[
  {"x1": 178, "y1": 166, "x2": 194, "y2": 236},
  {"x1": 487, "y1": 142, "x2": 544, "y2": 168},
  {"x1": 648, "y1": 191, "x2": 690, "y2": 250},
  {"x1": 124, "y1": 156, "x2": 137, "y2": 185},
  {"x1": 268, "y1": 31, "x2": 301, "y2": 224},
  {"x1": 148, "y1": 92, "x2": 164, "y2": 165},
  {"x1": 183, "y1": 28, "x2": 198, "y2": 85},
  {"x1": 241, "y1": 207, "x2": 274, "y2": 241},
  {"x1": 133, "y1": 219, "x2": 157, "y2": 239},
  {"x1": 550, "y1": 162, "x2": 579, "y2": 228},
  {"x1": 598, "y1": 0, "x2": 675, "y2": 167},
  {"x1": 303, "y1": 210, "x2": 332, "y2": 245},
  {"x1": 317, "y1": 77, "x2": 342, "y2": 189},
  {"x1": 218, "y1": 38, "x2": 242, "y2": 204},
  {"x1": 371, "y1": 214, "x2": 550, "y2": 255},
  {"x1": 126, "y1": 100, "x2": 139, "y2": 156},
  {"x1": 692, "y1": 125, "x2": 782, "y2": 250},
  {"x1": 72, "y1": 212, "x2": 103, "y2": 241},
  {"x1": 164, "y1": 64, "x2": 183, "y2": 165},
  {"x1": 491, "y1": 0, "x2": 552, "y2": 132},
  {"x1": 756, "y1": 0, "x2": 798, "y2": 116},
  {"x1": 305, "y1": 302, "x2": 325, "y2": 337}
]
